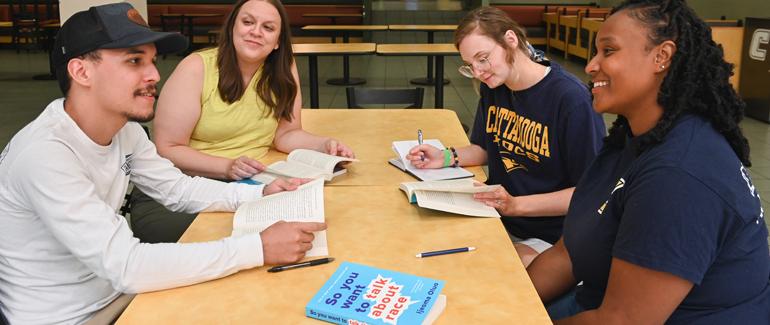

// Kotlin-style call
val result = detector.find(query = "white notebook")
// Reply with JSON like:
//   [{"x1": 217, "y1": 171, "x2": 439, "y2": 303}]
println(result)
[{"x1": 390, "y1": 139, "x2": 474, "y2": 181}]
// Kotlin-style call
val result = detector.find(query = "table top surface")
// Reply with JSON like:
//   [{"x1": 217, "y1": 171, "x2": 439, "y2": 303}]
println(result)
[
  {"x1": 292, "y1": 43, "x2": 377, "y2": 55},
  {"x1": 117, "y1": 109, "x2": 550, "y2": 324},
  {"x1": 376, "y1": 43, "x2": 459, "y2": 56},
  {"x1": 387, "y1": 24, "x2": 458, "y2": 31},
  {"x1": 266, "y1": 109, "x2": 485, "y2": 186},
  {"x1": 301, "y1": 24, "x2": 389, "y2": 31}
]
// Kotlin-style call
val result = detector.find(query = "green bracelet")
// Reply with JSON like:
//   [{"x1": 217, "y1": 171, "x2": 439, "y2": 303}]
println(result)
[{"x1": 442, "y1": 149, "x2": 452, "y2": 167}]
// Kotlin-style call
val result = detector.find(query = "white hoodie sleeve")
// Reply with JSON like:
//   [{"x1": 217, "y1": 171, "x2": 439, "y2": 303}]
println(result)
[
  {"x1": 127, "y1": 132, "x2": 265, "y2": 213},
  {"x1": 10, "y1": 140, "x2": 265, "y2": 294}
]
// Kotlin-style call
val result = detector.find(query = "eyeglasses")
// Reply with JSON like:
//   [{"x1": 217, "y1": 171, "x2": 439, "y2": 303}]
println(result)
[
  {"x1": 458, "y1": 49, "x2": 494, "y2": 79},
  {"x1": 457, "y1": 42, "x2": 547, "y2": 79}
]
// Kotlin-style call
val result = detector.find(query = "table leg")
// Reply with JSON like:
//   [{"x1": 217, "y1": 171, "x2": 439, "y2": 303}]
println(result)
[
  {"x1": 309, "y1": 55, "x2": 319, "y2": 108},
  {"x1": 326, "y1": 32, "x2": 366, "y2": 86},
  {"x1": 410, "y1": 31, "x2": 450, "y2": 86},
  {"x1": 186, "y1": 16, "x2": 194, "y2": 54},
  {"x1": 32, "y1": 26, "x2": 57, "y2": 80},
  {"x1": 435, "y1": 55, "x2": 445, "y2": 108}
]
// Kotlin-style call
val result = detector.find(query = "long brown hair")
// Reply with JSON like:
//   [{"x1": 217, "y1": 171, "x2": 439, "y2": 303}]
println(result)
[
  {"x1": 216, "y1": 0, "x2": 296, "y2": 121},
  {"x1": 454, "y1": 7, "x2": 530, "y2": 63}
]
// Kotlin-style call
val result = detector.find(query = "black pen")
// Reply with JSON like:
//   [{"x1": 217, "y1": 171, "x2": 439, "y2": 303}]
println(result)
[
  {"x1": 267, "y1": 257, "x2": 335, "y2": 273},
  {"x1": 416, "y1": 247, "x2": 476, "y2": 258}
]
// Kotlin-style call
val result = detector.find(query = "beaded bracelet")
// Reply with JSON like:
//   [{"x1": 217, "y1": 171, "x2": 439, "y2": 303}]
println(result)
[
  {"x1": 449, "y1": 147, "x2": 459, "y2": 167},
  {"x1": 442, "y1": 149, "x2": 452, "y2": 167}
]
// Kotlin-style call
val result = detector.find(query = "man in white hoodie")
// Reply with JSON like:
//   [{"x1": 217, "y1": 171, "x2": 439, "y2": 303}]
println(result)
[{"x1": 0, "y1": 3, "x2": 325, "y2": 324}]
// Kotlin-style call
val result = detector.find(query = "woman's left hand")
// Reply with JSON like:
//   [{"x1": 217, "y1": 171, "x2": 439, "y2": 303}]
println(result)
[
  {"x1": 323, "y1": 138, "x2": 356, "y2": 159},
  {"x1": 474, "y1": 186, "x2": 518, "y2": 216}
]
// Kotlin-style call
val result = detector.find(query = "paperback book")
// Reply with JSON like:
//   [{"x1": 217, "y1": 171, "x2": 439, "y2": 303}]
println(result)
[
  {"x1": 232, "y1": 178, "x2": 328, "y2": 257},
  {"x1": 251, "y1": 149, "x2": 358, "y2": 183},
  {"x1": 400, "y1": 178, "x2": 501, "y2": 218},
  {"x1": 306, "y1": 262, "x2": 446, "y2": 325}
]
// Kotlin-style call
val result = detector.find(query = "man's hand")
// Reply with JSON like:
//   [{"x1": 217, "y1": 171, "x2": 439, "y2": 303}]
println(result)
[
  {"x1": 260, "y1": 221, "x2": 328, "y2": 265},
  {"x1": 263, "y1": 178, "x2": 310, "y2": 196},
  {"x1": 227, "y1": 156, "x2": 266, "y2": 180}
]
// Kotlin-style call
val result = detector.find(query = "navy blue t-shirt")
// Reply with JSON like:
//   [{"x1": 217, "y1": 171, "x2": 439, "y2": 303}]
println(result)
[
  {"x1": 470, "y1": 61, "x2": 605, "y2": 243},
  {"x1": 564, "y1": 115, "x2": 770, "y2": 324}
]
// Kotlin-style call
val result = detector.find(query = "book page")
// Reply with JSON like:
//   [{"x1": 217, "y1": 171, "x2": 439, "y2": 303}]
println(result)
[
  {"x1": 392, "y1": 139, "x2": 444, "y2": 163},
  {"x1": 250, "y1": 172, "x2": 278, "y2": 184},
  {"x1": 287, "y1": 149, "x2": 357, "y2": 175},
  {"x1": 392, "y1": 140, "x2": 474, "y2": 181},
  {"x1": 423, "y1": 295, "x2": 447, "y2": 325},
  {"x1": 414, "y1": 190, "x2": 501, "y2": 218},
  {"x1": 402, "y1": 179, "x2": 501, "y2": 194},
  {"x1": 265, "y1": 160, "x2": 326, "y2": 180},
  {"x1": 231, "y1": 178, "x2": 328, "y2": 256}
]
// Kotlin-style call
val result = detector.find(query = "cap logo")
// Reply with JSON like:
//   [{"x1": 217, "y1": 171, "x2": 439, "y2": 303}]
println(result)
[{"x1": 127, "y1": 8, "x2": 149, "y2": 27}]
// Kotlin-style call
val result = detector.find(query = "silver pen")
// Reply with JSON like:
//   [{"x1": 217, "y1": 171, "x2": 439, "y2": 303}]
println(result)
[{"x1": 417, "y1": 129, "x2": 424, "y2": 161}]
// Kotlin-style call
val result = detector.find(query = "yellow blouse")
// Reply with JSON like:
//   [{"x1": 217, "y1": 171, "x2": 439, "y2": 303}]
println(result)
[{"x1": 188, "y1": 48, "x2": 279, "y2": 160}]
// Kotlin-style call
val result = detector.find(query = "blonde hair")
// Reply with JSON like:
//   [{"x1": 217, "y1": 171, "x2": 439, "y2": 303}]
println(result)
[{"x1": 454, "y1": 6, "x2": 531, "y2": 63}]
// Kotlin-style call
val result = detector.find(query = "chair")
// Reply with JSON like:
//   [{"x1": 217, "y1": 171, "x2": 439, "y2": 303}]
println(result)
[
  {"x1": 119, "y1": 125, "x2": 150, "y2": 218},
  {"x1": 345, "y1": 87, "x2": 424, "y2": 109}
]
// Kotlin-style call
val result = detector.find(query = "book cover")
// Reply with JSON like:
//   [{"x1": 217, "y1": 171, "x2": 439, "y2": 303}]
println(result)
[{"x1": 306, "y1": 262, "x2": 446, "y2": 325}]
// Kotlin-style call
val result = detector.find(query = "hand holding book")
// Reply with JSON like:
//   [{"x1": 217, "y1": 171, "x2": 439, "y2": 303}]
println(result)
[
  {"x1": 322, "y1": 138, "x2": 356, "y2": 159},
  {"x1": 262, "y1": 177, "x2": 309, "y2": 195},
  {"x1": 472, "y1": 184, "x2": 516, "y2": 215},
  {"x1": 260, "y1": 221, "x2": 327, "y2": 265},
  {"x1": 400, "y1": 179, "x2": 502, "y2": 217}
]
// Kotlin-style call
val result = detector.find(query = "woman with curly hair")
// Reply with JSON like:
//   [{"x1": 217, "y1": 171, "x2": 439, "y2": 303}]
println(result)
[{"x1": 527, "y1": 0, "x2": 770, "y2": 323}]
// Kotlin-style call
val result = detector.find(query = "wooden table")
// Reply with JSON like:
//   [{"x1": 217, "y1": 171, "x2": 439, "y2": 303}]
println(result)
[
  {"x1": 301, "y1": 25, "x2": 388, "y2": 86},
  {"x1": 376, "y1": 44, "x2": 459, "y2": 108},
  {"x1": 116, "y1": 110, "x2": 550, "y2": 324},
  {"x1": 292, "y1": 43, "x2": 376, "y2": 108},
  {"x1": 302, "y1": 13, "x2": 364, "y2": 25},
  {"x1": 263, "y1": 109, "x2": 482, "y2": 185},
  {"x1": 388, "y1": 25, "x2": 457, "y2": 86}
]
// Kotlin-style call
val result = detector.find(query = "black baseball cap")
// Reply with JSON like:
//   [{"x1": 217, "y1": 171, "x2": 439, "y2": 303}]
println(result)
[{"x1": 52, "y1": 2, "x2": 187, "y2": 69}]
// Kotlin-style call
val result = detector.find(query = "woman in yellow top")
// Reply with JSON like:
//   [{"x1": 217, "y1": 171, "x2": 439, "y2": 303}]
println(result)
[{"x1": 129, "y1": 0, "x2": 354, "y2": 243}]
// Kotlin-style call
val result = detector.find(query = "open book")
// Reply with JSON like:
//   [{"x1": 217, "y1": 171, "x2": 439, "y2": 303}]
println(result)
[
  {"x1": 232, "y1": 178, "x2": 328, "y2": 257},
  {"x1": 400, "y1": 178, "x2": 501, "y2": 218},
  {"x1": 251, "y1": 149, "x2": 358, "y2": 183},
  {"x1": 390, "y1": 139, "x2": 473, "y2": 181},
  {"x1": 306, "y1": 261, "x2": 446, "y2": 325}
]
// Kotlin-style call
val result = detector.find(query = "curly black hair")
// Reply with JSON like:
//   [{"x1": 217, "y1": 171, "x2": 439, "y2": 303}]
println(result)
[{"x1": 604, "y1": 0, "x2": 751, "y2": 166}]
